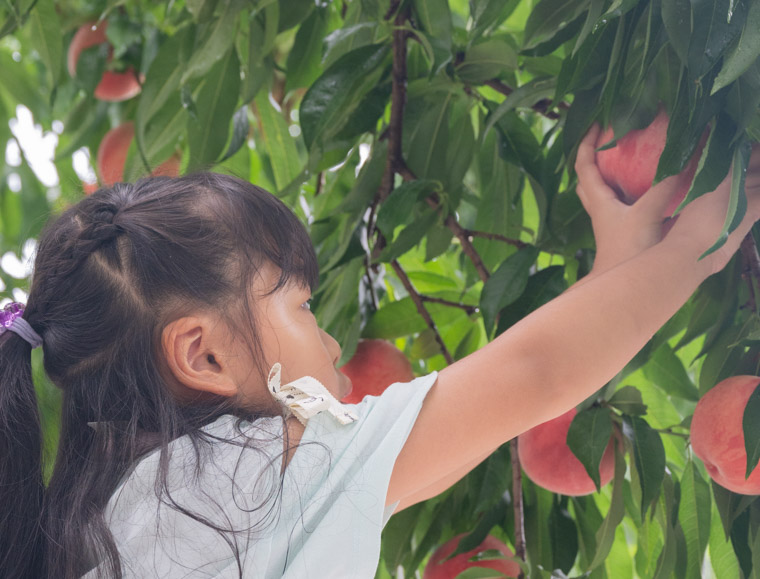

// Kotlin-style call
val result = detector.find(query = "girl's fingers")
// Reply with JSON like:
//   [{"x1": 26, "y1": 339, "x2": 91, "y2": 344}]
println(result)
[
  {"x1": 575, "y1": 124, "x2": 620, "y2": 211},
  {"x1": 635, "y1": 173, "x2": 682, "y2": 218}
]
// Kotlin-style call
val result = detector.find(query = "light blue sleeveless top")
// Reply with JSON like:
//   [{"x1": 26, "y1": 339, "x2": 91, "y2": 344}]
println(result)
[{"x1": 87, "y1": 373, "x2": 437, "y2": 578}]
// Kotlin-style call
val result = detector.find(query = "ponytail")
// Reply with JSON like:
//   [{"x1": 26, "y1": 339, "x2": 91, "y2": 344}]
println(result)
[{"x1": 0, "y1": 332, "x2": 45, "y2": 578}]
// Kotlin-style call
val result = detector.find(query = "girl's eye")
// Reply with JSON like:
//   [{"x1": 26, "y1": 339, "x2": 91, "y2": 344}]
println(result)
[{"x1": 302, "y1": 299, "x2": 312, "y2": 311}]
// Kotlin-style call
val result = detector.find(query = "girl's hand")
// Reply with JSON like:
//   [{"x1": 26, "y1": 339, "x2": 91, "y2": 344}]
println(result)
[
  {"x1": 575, "y1": 124, "x2": 683, "y2": 274},
  {"x1": 666, "y1": 145, "x2": 760, "y2": 276}
]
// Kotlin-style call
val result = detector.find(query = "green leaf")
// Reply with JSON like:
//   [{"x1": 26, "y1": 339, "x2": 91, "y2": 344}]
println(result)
[
  {"x1": 744, "y1": 384, "x2": 760, "y2": 480},
  {"x1": 712, "y1": 0, "x2": 760, "y2": 93},
  {"x1": 676, "y1": 112, "x2": 736, "y2": 214},
  {"x1": 687, "y1": 0, "x2": 746, "y2": 81},
  {"x1": 187, "y1": 47, "x2": 241, "y2": 170},
  {"x1": 135, "y1": 27, "x2": 191, "y2": 153},
  {"x1": 375, "y1": 180, "x2": 441, "y2": 237},
  {"x1": 364, "y1": 297, "x2": 465, "y2": 339},
  {"x1": 661, "y1": 0, "x2": 691, "y2": 65},
  {"x1": 643, "y1": 343, "x2": 699, "y2": 401},
  {"x1": 254, "y1": 92, "x2": 302, "y2": 192},
  {"x1": 455, "y1": 37, "x2": 517, "y2": 84},
  {"x1": 679, "y1": 461, "x2": 711, "y2": 578},
  {"x1": 300, "y1": 43, "x2": 390, "y2": 153},
  {"x1": 483, "y1": 77, "x2": 556, "y2": 138},
  {"x1": 567, "y1": 407, "x2": 613, "y2": 491},
  {"x1": 709, "y1": 501, "x2": 741, "y2": 577},
  {"x1": 588, "y1": 449, "x2": 626, "y2": 570},
  {"x1": 411, "y1": 0, "x2": 452, "y2": 53},
  {"x1": 608, "y1": 385, "x2": 648, "y2": 416},
  {"x1": 28, "y1": 0, "x2": 62, "y2": 90},
  {"x1": 181, "y1": 0, "x2": 246, "y2": 84},
  {"x1": 701, "y1": 140, "x2": 751, "y2": 258},
  {"x1": 470, "y1": 0, "x2": 520, "y2": 42},
  {"x1": 523, "y1": 0, "x2": 589, "y2": 51},
  {"x1": 479, "y1": 246, "x2": 539, "y2": 334},
  {"x1": 626, "y1": 415, "x2": 666, "y2": 517},
  {"x1": 490, "y1": 109, "x2": 544, "y2": 184},
  {"x1": 378, "y1": 211, "x2": 439, "y2": 263},
  {"x1": 285, "y1": 7, "x2": 329, "y2": 92}
]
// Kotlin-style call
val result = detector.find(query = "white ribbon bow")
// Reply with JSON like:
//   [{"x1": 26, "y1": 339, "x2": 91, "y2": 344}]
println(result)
[{"x1": 267, "y1": 363, "x2": 358, "y2": 426}]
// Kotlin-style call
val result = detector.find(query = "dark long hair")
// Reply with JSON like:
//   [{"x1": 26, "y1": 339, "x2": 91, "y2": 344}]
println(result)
[{"x1": 0, "y1": 173, "x2": 318, "y2": 578}]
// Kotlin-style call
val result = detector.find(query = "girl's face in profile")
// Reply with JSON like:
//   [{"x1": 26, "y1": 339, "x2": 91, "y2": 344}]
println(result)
[{"x1": 251, "y1": 265, "x2": 352, "y2": 403}]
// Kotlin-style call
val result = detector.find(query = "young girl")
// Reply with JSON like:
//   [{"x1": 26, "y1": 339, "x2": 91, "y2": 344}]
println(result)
[{"x1": 2, "y1": 126, "x2": 759, "y2": 578}]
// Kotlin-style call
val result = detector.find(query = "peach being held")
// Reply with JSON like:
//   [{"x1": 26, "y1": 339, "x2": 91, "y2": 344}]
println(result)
[
  {"x1": 691, "y1": 375, "x2": 760, "y2": 495},
  {"x1": 595, "y1": 108, "x2": 705, "y2": 218},
  {"x1": 339, "y1": 339, "x2": 414, "y2": 404},
  {"x1": 517, "y1": 408, "x2": 615, "y2": 496}
]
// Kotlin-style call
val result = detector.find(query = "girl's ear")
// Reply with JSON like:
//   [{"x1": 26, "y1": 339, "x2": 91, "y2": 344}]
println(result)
[{"x1": 161, "y1": 315, "x2": 240, "y2": 397}]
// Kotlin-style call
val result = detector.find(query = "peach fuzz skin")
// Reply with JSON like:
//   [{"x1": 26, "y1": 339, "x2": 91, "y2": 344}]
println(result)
[
  {"x1": 340, "y1": 339, "x2": 415, "y2": 404},
  {"x1": 517, "y1": 408, "x2": 615, "y2": 496},
  {"x1": 691, "y1": 375, "x2": 760, "y2": 495},
  {"x1": 423, "y1": 534, "x2": 520, "y2": 578},
  {"x1": 595, "y1": 109, "x2": 706, "y2": 218}
]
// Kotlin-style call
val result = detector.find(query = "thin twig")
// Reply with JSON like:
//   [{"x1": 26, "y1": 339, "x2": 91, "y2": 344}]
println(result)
[
  {"x1": 391, "y1": 260, "x2": 454, "y2": 364},
  {"x1": 484, "y1": 78, "x2": 567, "y2": 120},
  {"x1": 420, "y1": 295, "x2": 479, "y2": 315},
  {"x1": 464, "y1": 229, "x2": 528, "y2": 249}
]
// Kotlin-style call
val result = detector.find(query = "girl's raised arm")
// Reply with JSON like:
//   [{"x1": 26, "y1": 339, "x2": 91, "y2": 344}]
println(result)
[{"x1": 387, "y1": 130, "x2": 760, "y2": 509}]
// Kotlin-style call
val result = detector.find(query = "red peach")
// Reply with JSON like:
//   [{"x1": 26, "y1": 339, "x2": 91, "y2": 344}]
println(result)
[
  {"x1": 423, "y1": 534, "x2": 520, "y2": 579},
  {"x1": 67, "y1": 21, "x2": 142, "y2": 102},
  {"x1": 517, "y1": 408, "x2": 615, "y2": 496},
  {"x1": 340, "y1": 339, "x2": 415, "y2": 404},
  {"x1": 691, "y1": 375, "x2": 760, "y2": 495},
  {"x1": 595, "y1": 108, "x2": 706, "y2": 217},
  {"x1": 96, "y1": 122, "x2": 180, "y2": 186}
]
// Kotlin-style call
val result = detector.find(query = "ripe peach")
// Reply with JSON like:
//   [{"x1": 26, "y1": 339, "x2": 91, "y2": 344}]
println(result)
[
  {"x1": 595, "y1": 109, "x2": 705, "y2": 218},
  {"x1": 67, "y1": 21, "x2": 142, "y2": 102},
  {"x1": 423, "y1": 534, "x2": 520, "y2": 578},
  {"x1": 339, "y1": 339, "x2": 415, "y2": 404},
  {"x1": 96, "y1": 122, "x2": 180, "y2": 186},
  {"x1": 691, "y1": 375, "x2": 760, "y2": 495},
  {"x1": 517, "y1": 408, "x2": 615, "y2": 496}
]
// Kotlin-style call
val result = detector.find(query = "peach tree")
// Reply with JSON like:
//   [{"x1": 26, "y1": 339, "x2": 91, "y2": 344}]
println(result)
[{"x1": 1, "y1": 0, "x2": 760, "y2": 576}]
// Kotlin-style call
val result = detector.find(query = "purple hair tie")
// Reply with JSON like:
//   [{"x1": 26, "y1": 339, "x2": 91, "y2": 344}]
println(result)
[{"x1": 0, "y1": 302, "x2": 42, "y2": 349}]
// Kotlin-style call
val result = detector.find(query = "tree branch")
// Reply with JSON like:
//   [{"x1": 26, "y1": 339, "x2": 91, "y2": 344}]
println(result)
[
  {"x1": 420, "y1": 295, "x2": 479, "y2": 315},
  {"x1": 391, "y1": 260, "x2": 454, "y2": 364},
  {"x1": 463, "y1": 229, "x2": 528, "y2": 249}
]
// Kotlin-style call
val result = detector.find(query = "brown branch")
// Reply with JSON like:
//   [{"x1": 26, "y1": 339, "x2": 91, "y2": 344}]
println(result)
[
  {"x1": 314, "y1": 171, "x2": 324, "y2": 197},
  {"x1": 391, "y1": 260, "x2": 454, "y2": 364},
  {"x1": 464, "y1": 229, "x2": 528, "y2": 249},
  {"x1": 484, "y1": 79, "x2": 566, "y2": 120},
  {"x1": 420, "y1": 295, "x2": 479, "y2": 315},
  {"x1": 378, "y1": 4, "x2": 409, "y2": 203},
  {"x1": 366, "y1": 7, "x2": 527, "y2": 564}
]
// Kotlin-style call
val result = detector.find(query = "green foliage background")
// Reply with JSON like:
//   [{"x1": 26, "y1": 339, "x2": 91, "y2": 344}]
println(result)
[{"x1": 2, "y1": 0, "x2": 760, "y2": 576}]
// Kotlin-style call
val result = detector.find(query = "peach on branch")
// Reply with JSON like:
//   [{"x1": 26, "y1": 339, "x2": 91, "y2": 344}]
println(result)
[
  {"x1": 691, "y1": 375, "x2": 760, "y2": 495},
  {"x1": 423, "y1": 534, "x2": 520, "y2": 578},
  {"x1": 517, "y1": 408, "x2": 615, "y2": 496},
  {"x1": 67, "y1": 21, "x2": 142, "y2": 102},
  {"x1": 340, "y1": 339, "x2": 415, "y2": 404},
  {"x1": 96, "y1": 122, "x2": 180, "y2": 186}
]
